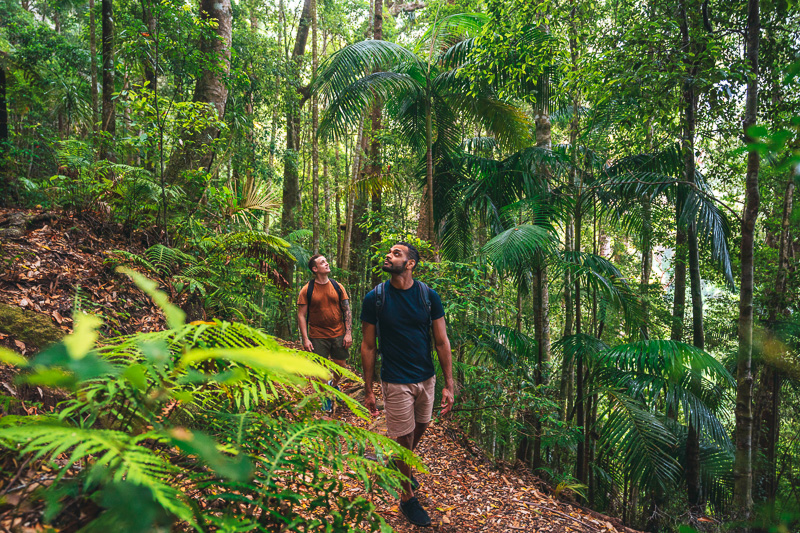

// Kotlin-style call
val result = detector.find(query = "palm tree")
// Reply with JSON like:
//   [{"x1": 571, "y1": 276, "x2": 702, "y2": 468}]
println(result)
[{"x1": 312, "y1": 14, "x2": 531, "y2": 244}]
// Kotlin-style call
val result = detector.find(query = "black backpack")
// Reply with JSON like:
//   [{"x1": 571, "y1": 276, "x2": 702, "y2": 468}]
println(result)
[
  {"x1": 305, "y1": 279, "x2": 346, "y2": 324},
  {"x1": 374, "y1": 280, "x2": 432, "y2": 354}
]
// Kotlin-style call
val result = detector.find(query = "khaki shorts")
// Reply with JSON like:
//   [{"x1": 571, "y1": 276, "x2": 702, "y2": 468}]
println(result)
[
  {"x1": 381, "y1": 376, "x2": 436, "y2": 438},
  {"x1": 310, "y1": 336, "x2": 349, "y2": 362}
]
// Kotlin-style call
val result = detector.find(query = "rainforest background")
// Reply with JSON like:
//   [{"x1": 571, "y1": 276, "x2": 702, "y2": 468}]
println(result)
[{"x1": 0, "y1": 0, "x2": 799, "y2": 531}]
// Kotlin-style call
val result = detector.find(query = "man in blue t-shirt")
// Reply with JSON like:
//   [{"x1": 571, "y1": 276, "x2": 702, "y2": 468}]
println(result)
[{"x1": 360, "y1": 241, "x2": 454, "y2": 527}]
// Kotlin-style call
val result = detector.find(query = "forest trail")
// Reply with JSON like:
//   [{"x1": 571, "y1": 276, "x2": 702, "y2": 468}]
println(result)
[
  {"x1": 1, "y1": 208, "x2": 640, "y2": 532},
  {"x1": 325, "y1": 380, "x2": 644, "y2": 533}
]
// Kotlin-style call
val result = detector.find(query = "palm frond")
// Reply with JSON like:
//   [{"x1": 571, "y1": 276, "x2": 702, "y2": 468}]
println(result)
[
  {"x1": 482, "y1": 224, "x2": 556, "y2": 275},
  {"x1": 599, "y1": 389, "x2": 682, "y2": 491},
  {"x1": 320, "y1": 72, "x2": 423, "y2": 141},
  {"x1": 313, "y1": 40, "x2": 423, "y2": 101},
  {"x1": 415, "y1": 13, "x2": 487, "y2": 58}
]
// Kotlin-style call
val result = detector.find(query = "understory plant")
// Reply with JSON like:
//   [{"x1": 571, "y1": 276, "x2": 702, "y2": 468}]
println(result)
[{"x1": 0, "y1": 269, "x2": 416, "y2": 532}]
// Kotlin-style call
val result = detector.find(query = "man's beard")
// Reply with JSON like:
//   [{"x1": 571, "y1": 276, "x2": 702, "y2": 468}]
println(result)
[{"x1": 381, "y1": 260, "x2": 407, "y2": 274}]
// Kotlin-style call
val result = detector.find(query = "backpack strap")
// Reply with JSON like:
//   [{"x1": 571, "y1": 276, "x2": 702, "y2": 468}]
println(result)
[
  {"x1": 306, "y1": 279, "x2": 346, "y2": 324},
  {"x1": 416, "y1": 281, "x2": 433, "y2": 350},
  {"x1": 304, "y1": 280, "x2": 314, "y2": 320},
  {"x1": 330, "y1": 279, "x2": 346, "y2": 323},
  {"x1": 374, "y1": 281, "x2": 388, "y2": 354},
  {"x1": 416, "y1": 281, "x2": 432, "y2": 329}
]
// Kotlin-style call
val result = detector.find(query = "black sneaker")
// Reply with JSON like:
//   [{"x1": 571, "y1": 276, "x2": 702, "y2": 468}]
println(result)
[
  {"x1": 389, "y1": 459, "x2": 420, "y2": 490},
  {"x1": 399, "y1": 497, "x2": 431, "y2": 527}
]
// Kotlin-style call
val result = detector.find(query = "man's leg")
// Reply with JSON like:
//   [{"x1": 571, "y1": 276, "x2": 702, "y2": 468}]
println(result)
[
  {"x1": 331, "y1": 359, "x2": 346, "y2": 387},
  {"x1": 329, "y1": 335, "x2": 349, "y2": 387},
  {"x1": 394, "y1": 431, "x2": 416, "y2": 501},
  {"x1": 411, "y1": 421, "x2": 429, "y2": 451}
]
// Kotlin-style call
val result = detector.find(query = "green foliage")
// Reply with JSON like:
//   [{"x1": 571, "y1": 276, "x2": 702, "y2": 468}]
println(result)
[{"x1": 0, "y1": 274, "x2": 414, "y2": 531}]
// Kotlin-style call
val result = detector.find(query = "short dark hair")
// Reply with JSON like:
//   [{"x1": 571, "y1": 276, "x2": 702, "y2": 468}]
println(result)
[
  {"x1": 308, "y1": 254, "x2": 323, "y2": 272},
  {"x1": 395, "y1": 241, "x2": 420, "y2": 270}
]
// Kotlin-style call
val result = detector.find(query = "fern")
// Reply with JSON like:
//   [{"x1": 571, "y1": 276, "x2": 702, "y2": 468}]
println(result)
[{"x1": 0, "y1": 424, "x2": 194, "y2": 523}]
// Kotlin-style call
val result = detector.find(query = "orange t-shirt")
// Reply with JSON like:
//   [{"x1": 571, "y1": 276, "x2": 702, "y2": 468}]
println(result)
[{"x1": 297, "y1": 280, "x2": 349, "y2": 339}]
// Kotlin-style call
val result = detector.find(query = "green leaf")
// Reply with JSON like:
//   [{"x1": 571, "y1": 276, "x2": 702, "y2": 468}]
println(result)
[
  {"x1": 180, "y1": 347, "x2": 330, "y2": 380},
  {"x1": 123, "y1": 364, "x2": 148, "y2": 391},
  {"x1": 117, "y1": 267, "x2": 186, "y2": 329},
  {"x1": 168, "y1": 428, "x2": 253, "y2": 482},
  {"x1": 63, "y1": 312, "x2": 103, "y2": 360},
  {"x1": 0, "y1": 348, "x2": 27, "y2": 367}
]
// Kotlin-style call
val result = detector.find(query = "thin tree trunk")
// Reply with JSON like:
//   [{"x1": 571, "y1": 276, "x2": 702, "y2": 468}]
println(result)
[
  {"x1": 640, "y1": 195, "x2": 652, "y2": 338},
  {"x1": 280, "y1": 0, "x2": 312, "y2": 236},
  {"x1": 753, "y1": 180, "x2": 792, "y2": 523},
  {"x1": 0, "y1": 64, "x2": 9, "y2": 199},
  {"x1": 89, "y1": 0, "x2": 98, "y2": 131},
  {"x1": 559, "y1": 220, "x2": 574, "y2": 422},
  {"x1": 425, "y1": 98, "x2": 434, "y2": 243},
  {"x1": 733, "y1": 0, "x2": 760, "y2": 522},
  {"x1": 679, "y1": 0, "x2": 705, "y2": 511},
  {"x1": 671, "y1": 220, "x2": 687, "y2": 342},
  {"x1": 311, "y1": 0, "x2": 319, "y2": 254},
  {"x1": 369, "y1": 0, "x2": 384, "y2": 286},
  {"x1": 342, "y1": 119, "x2": 365, "y2": 271},
  {"x1": 101, "y1": 0, "x2": 115, "y2": 161}
]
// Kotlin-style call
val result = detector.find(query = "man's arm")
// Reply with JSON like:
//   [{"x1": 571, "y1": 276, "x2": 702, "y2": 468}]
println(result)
[
  {"x1": 342, "y1": 300, "x2": 353, "y2": 348},
  {"x1": 432, "y1": 317, "x2": 455, "y2": 415},
  {"x1": 297, "y1": 305, "x2": 314, "y2": 352},
  {"x1": 360, "y1": 322, "x2": 379, "y2": 416}
]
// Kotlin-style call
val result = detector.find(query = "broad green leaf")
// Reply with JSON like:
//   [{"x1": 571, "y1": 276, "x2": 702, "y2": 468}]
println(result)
[
  {"x1": 64, "y1": 312, "x2": 103, "y2": 360},
  {"x1": 0, "y1": 348, "x2": 27, "y2": 367},
  {"x1": 180, "y1": 348, "x2": 330, "y2": 379}
]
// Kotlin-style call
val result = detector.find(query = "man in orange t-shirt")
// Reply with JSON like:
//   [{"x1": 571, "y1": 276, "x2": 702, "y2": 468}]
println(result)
[{"x1": 297, "y1": 255, "x2": 353, "y2": 396}]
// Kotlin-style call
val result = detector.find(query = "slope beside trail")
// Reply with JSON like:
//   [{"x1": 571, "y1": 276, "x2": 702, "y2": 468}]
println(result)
[
  {"x1": 0, "y1": 208, "x2": 640, "y2": 532},
  {"x1": 319, "y1": 377, "x2": 644, "y2": 533}
]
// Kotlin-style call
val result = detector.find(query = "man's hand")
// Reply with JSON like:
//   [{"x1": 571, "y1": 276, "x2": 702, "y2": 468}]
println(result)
[
  {"x1": 343, "y1": 332, "x2": 353, "y2": 348},
  {"x1": 302, "y1": 339, "x2": 314, "y2": 353},
  {"x1": 440, "y1": 386, "x2": 454, "y2": 416},
  {"x1": 364, "y1": 390, "x2": 379, "y2": 417}
]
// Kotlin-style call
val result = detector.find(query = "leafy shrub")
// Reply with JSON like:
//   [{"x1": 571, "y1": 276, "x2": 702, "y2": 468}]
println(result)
[{"x1": 0, "y1": 272, "x2": 414, "y2": 532}]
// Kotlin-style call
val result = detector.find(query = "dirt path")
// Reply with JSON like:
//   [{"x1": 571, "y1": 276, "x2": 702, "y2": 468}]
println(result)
[{"x1": 336, "y1": 383, "x2": 641, "y2": 533}]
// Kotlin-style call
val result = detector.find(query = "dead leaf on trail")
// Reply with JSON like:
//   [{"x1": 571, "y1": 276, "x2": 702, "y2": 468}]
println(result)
[
  {"x1": 52, "y1": 310, "x2": 63, "y2": 324},
  {"x1": 19, "y1": 298, "x2": 29, "y2": 307},
  {"x1": 14, "y1": 339, "x2": 26, "y2": 352}
]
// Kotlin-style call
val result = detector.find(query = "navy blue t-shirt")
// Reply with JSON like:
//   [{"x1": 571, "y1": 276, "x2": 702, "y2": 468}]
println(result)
[{"x1": 360, "y1": 280, "x2": 445, "y2": 384}]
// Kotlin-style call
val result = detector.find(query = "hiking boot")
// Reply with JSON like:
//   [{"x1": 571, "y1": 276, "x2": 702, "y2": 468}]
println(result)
[
  {"x1": 321, "y1": 397, "x2": 332, "y2": 413},
  {"x1": 329, "y1": 380, "x2": 345, "y2": 405},
  {"x1": 400, "y1": 497, "x2": 431, "y2": 527},
  {"x1": 321, "y1": 380, "x2": 338, "y2": 413},
  {"x1": 390, "y1": 459, "x2": 420, "y2": 490}
]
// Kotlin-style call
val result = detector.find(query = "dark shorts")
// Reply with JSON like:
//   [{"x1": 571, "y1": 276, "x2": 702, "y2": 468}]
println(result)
[{"x1": 310, "y1": 336, "x2": 349, "y2": 362}]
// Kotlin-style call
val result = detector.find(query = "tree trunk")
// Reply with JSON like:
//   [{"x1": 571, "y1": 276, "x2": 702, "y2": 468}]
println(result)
[
  {"x1": 342, "y1": 119, "x2": 366, "y2": 271},
  {"x1": 425, "y1": 98, "x2": 435, "y2": 243},
  {"x1": 753, "y1": 179, "x2": 793, "y2": 522},
  {"x1": 369, "y1": 0, "x2": 384, "y2": 286},
  {"x1": 671, "y1": 220, "x2": 687, "y2": 342},
  {"x1": 163, "y1": 0, "x2": 232, "y2": 183},
  {"x1": 311, "y1": 0, "x2": 319, "y2": 254},
  {"x1": 678, "y1": 0, "x2": 705, "y2": 511},
  {"x1": 640, "y1": 195, "x2": 652, "y2": 338},
  {"x1": 0, "y1": 64, "x2": 9, "y2": 200},
  {"x1": 687, "y1": 223, "x2": 704, "y2": 513},
  {"x1": 768, "y1": 179, "x2": 795, "y2": 324},
  {"x1": 89, "y1": 0, "x2": 98, "y2": 131},
  {"x1": 280, "y1": 0, "x2": 312, "y2": 235},
  {"x1": 733, "y1": 0, "x2": 760, "y2": 523},
  {"x1": 101, "y1": 0, "x2": 115, "y2": 161}
]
